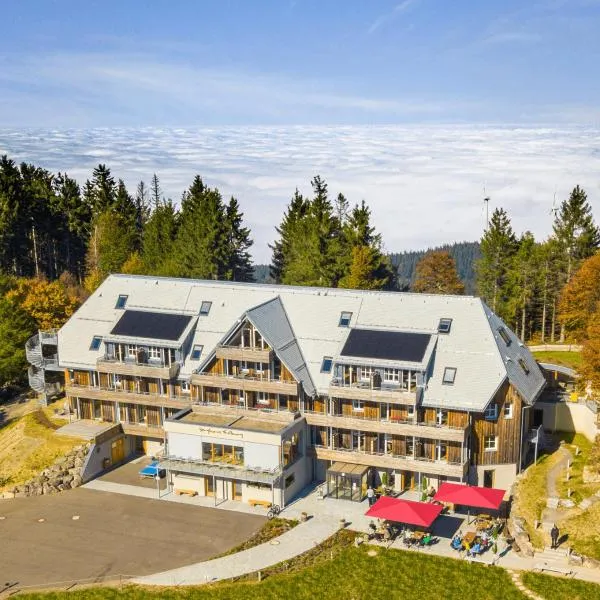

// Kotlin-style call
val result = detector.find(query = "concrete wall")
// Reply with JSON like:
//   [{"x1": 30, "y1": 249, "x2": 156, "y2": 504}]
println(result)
[
  {"x1": 81, "y1": 433, "x2": 130, "y2": 483},
  {"x1": 282, "y1": 455, "x2": 311, "y2": 504},
  {"x1": 537, "y1": 401, "x2": 598, "y2": 442},
  {"x1": 468, "y1": 463, "x2": 516, "y2": 490}
]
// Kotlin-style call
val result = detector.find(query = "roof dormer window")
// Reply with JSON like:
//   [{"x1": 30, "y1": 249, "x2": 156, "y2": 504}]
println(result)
[
  {"x1": 115, "y1": 295, "x2": 128, "y2": 309},
  {"x1": 191, "y1": 344, "x2": 203, "y2": 360},
  {"x1": 438, "y1": 318, "x2": 452, "y2": 334},
  {"x1": 339, "y1": 311, "x2": 352, "y2": 327},
  {"x1": 200, "y1": 301, "x2": 212, "y2": 316},
  {"x1": 497, "y1": 326, "x2": 511, "y2": 346},
  {"x1": 321, "y1": 356, "x2": 333, "y2": 373},
  {"x1": 89, "y1": 336, "x2": 102, "y2": 351},
  {"x1": 442, "y1": 367, "x2": 457, "y2": 385},
  {"x1": 518, "y1": 357, "x2": 530, "y2": 375}
]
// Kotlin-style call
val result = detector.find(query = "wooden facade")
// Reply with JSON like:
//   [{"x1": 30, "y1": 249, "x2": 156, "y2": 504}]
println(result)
[{"x1": 471, "y1": 382, "x2": 524, "y2": 466}]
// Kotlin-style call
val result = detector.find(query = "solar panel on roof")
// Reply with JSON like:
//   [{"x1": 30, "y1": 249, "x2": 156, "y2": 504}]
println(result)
[
  {"x1": 340, "y1": 329, "x2": 431, "y2": 363},
  {"x1": 110, "y1": 310, "x2": 192, "y2": 342}
]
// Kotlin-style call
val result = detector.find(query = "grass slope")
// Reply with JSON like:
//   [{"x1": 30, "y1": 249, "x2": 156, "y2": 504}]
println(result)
[
  {"x1": 532, "y1": 350, "x2": 582, "y2": 370},
  {"x1": 0, "y1": 400, "x2": 82, "y2": 491},
  {"x1": 19, "y1": 544, "x2": 528, "y2": 600},
  {"x1": 523, "y1": 572, "x2": 600, "y2": 600}
]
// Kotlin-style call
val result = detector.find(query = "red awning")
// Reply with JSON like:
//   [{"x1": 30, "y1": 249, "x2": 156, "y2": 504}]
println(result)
[
  {"x1": 365, "y1": 496, "x2": 443, "y2": 528},
  {"x1": 433, "y1": 482, "x2": 505, "y2": 511}
]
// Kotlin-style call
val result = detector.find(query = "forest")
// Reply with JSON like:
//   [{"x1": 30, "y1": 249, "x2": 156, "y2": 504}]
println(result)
[{"x1": 0, "y1": 154, "x2": 599, "y2": 392}]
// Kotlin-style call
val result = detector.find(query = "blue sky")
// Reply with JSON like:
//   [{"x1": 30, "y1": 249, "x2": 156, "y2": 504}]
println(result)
[{"x1": 2, "y1": 0, "x2": 600, "y2": 126}]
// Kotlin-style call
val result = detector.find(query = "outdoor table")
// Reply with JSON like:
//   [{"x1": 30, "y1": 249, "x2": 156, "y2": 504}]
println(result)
[
  {"x1": 463, "y1": 531, "x2": 477, "y2": 547},
  {"x1": 476, "y1": 520, "x2": 492, "y2": 531},
  {"x1": 411, "y1": 531, "x2": 426, "y2": 542}
]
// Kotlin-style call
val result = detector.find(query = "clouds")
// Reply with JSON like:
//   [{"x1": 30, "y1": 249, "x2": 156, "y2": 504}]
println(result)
[
  {"x1": 367, "y1": 0, "x2": 419, "y2": 35},
  {"x1": 0, "y1": 125, "x2": 599, "y2": 263}
]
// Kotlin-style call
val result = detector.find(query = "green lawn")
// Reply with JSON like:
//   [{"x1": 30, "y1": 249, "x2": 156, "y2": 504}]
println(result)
[
  {"x1": 532, "y1": 350, "x2": 582, "y2": 370},
  {"x1": 523, "y1": 571, "x2": 600, "y2": 600},
  {"x1": 19, "y1": 545, "x2": 528, "y2": 600}
]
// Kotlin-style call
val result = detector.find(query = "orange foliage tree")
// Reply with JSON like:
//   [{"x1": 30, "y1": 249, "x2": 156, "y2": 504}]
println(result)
[
  {"x1": 413, "y1": 251, "x2": 465, "y2": 295},
  {"x1": 558, "y1": 253, "x2": 600, "y2": 341},
  {"x1": 6, "y1": 277, "x2": 80, "y2": 330}
]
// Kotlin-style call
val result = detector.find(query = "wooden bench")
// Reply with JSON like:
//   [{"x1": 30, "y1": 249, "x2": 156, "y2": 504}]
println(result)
[
  {"x1": 248, "y1": 499, "x2": 272, "y2": 508},
  {"x1": 533, "y1": 563, "x2": 573, "y2": 577},
  {"x1": 174, "y1": 488, "x2": 198, "y2": 497}
]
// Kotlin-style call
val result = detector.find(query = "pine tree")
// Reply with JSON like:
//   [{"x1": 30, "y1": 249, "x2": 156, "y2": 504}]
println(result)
[
  {"x1": 551, "y1": 185, "x2": 600, "y2": 341},
  {"x1": 89, "y1": 164, "x2": 117, "y2": 216},
  {"x1": 150, "y1": 174, "x2": 162, "y2": 208},
  {"x1": 506, "y1": 232, "x2": 540, "y2": 340},
  {"x1": 135, "y1": 180, "x2": 151, "y2": 237},
  {"x1": 269, "y1": 189, "x2": 308, "y2": 283},
  {"x1": 223, "y1": 197, "x2": 254, "y2": 282},
  {"x1": 141, "y1": 199, "x2": 179, "y2": 274},
  {"x1": 171, "y1": 176, "x2": 228, "y2": 279},
  {"x1": 412, "y1": 251, "x2": 465, "y2": 295},
  {"x1": 339, "y1": 245, "x2": 389, "y2": 290},
  {"x1": 475, "y1": 208, "x2": 518, "y2": 320}
]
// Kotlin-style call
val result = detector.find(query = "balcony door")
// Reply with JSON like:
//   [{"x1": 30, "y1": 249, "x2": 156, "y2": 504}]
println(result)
[{"x1": 352, "y1": 431, "x2": 364, "y2": 452}]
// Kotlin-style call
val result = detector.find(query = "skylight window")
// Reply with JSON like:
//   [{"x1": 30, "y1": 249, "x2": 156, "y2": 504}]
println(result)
[
  {"x1": 518, "y1": 357, "x2": 530, "y2": 375},
  {"x1": 115, "y1": 295, "x2": 128, "y2": 309},
  {"x1": 89, "y1": 336, "x2": 102, "y2": 351},
  {"x1": 438, "y1": 318, "x2": 452, "y2": 334},
  {"x1": 200, "y1": 301, "x2": 212, "y2": 316},
  {"x1": 321, "y1": 356, "x2": 333, "y2": 373},
  {"x1": 442, "y1": 367, "x2": 457, "y2": 385},
  {"x1": 191, "y1": 344, "x2": 203, "y2": 360},
  {"x1": 497, "y1": 326, "x2": 511, "y2": 346},
  {"x1": 339, "y1": 311, "x2": 352, "y2": 327}
]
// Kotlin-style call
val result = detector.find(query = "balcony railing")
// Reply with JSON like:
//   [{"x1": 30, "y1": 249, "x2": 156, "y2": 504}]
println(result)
[
  {"x1": 329, "y1": 379, "x2": 419, "y2": 404},
  {"x1": 215, "y1": 345, "x2": 273, "y2": 363},
  {"x1": 160, "y1": 455, "x2": 282, "y2": 484},
  {"x1": 191, "y1": 372, "x2": 298, "y2": 395},
  {"x1": 97, "y1": 356, "x2": 180, "y2": 379},
  {"x1": 312, "y1": 445, "x2": 468, "y2": 477},
  {"x1": 65, "y1": 383, "x2": 191, "y2": 408}
]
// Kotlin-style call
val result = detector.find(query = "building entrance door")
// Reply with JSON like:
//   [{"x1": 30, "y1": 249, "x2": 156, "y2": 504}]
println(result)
[
  {"x1": 111, "y1": 438, "x2": 125, "y2": 464},
  {"x1": 232, "y1": 480, "x2": 242, "y2": 501},
  {"x1": 205, "y1": 476, "x2": 215, "y2": 497},
  {"x1": 483, "y1": 469, "x2": 495, "y2": 488}
]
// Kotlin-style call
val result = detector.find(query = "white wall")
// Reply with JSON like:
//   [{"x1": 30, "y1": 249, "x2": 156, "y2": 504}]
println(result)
[
  {"x1": 469, "y1": 464, "x2": 516, "y2": 491},
  {"x1": 169, "y1": 432, "x2": 203, "y2": 459},
  {"x1": 537, "y1": 401, "x2": 598, "y2": 442},
  {"x1": 245, "y1": 442, "x2": 280, "y2": 469}
]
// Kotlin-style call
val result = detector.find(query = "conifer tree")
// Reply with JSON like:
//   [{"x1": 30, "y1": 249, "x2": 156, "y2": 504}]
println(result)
[
  {"x1": 412, "y1": 250, "x2": 465, "y2": 295},
  {"x1": 223, "y1": 197, "x2": 254, "y2": 282},
  {"x1": 551, "y1": 185, "x2": 600, "y2": 341},
  {"x1": 475, "y1": 207, "x2": 518, "y2": 320},
  {"x1": 88, "y1": 164, "x2": 117, "y2": 216},
  {"x1": 339, "y1": 245, "x2": 389, "y2": 290},
  {"x1": 141, "y1": 199, "x2": 179, "y2": 275}
]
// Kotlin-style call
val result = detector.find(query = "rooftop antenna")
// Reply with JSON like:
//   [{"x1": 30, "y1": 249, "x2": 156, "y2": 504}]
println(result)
[{"x1": 483, "y1": 186, "x2": 490, "y2": 232}]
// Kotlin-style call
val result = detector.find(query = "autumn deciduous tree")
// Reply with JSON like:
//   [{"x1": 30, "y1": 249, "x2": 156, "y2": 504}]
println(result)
[
  {"x1": 339, "y1": 246, "x2": 390, "y2": 290},
  {"x1": 558, "y1": 253, "x2": 600, "y2": 341},
  {"x1": 581, "y1": 306, "x2": 600, "y2": 394},
  {"x1": 6, "y1": 278, "x2": 79, "y2": 330},
  {"x1": 413, "y1": 251, "x2": 465, "y2": 295}
]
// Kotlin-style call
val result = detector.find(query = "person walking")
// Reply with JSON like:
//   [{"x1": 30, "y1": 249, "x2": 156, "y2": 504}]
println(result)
[
  {"x1": 550, "y1": 524, "x2": 560, "y2": 549},
  {"x1": 367, "y1": 485, "x2": 376, "y2": 506}
]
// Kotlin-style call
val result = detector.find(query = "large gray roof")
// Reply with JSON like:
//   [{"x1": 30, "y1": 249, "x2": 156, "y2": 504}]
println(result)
[{"x1": 56, "y1": 274, "x2": 546, "y2": 412}]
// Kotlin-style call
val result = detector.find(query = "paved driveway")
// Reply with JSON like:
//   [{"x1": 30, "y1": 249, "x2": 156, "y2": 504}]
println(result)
[{"x1": 0, "y1": 487, "x2": 265, "y2": 589}]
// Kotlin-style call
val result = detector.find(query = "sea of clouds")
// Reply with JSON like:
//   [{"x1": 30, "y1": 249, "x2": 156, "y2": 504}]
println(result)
[{"x1": 1, "y1": 125, "x2": 599, "y2": 263}]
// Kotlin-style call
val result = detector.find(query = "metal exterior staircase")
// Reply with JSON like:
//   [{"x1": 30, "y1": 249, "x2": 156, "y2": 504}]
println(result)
[{"x1": 25, "y1": 330, "x2": 61, "y2": 406}]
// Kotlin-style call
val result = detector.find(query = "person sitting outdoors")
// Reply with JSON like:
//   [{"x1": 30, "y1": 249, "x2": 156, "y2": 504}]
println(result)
[
  {"x1": 421, "y1": 532, "x2": 432, "y2": 546},
  {"x1": 451, "y1": 535, "x2": 462, "y2": 550}
]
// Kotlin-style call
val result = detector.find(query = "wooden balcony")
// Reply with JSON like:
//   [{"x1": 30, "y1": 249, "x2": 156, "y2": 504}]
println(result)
[
  {"x1": 65, "y1": 384, "x2": 190, "y2": 410},
  {"x1": 120, "y1": 422, "x2": 164, "y2": 438},
  {"x1": 305, "y1": 413, "x2": 468, "y2": 443},
  {"x1": 329, "y1": 382, "x2": 417, "y2": 405},
  {"x1": 216, "y1": 346, "x2": 273, "y2": 363},
  {"x1": 312, "y1": 447, "x2": 468, "y2": 478},
  {"x1": 191, "y1": 372, "x2": 299, "y2": 396},
  {"x1": 97, "y1": 357, "x2": 180, "y2": 380}
]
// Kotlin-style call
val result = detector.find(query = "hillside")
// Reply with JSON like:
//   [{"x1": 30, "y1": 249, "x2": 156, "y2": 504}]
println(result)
[{"x1": 254, "y1": 241, "x2": 480, "y2": 292}]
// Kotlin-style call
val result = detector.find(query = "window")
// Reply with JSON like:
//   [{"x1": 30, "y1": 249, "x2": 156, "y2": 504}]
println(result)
[
  {"x1": 321, "y1": 356, "x2": 333, "y2": 373},
  {"x1": 442, "y1": 367, "x2": 457, "y2": 385},
  {"x1": 438, "y1": 318, "x2": 453, "y2": 334},
  {"x1": 497, "y1": 326, "x2": 511, "y2": 346},
  {"x1": 115, "y1": 295, "x2": 128, "y2": 309},
  {"x1": 484, "y1": 435, "x2": 497, "y2": 451},
  {"x1": 353, "y1": 399, "x2": 364, "y2": 412},
  {"x1": 504, "y1": 403, "x2": 513, "y2": 419},
  {"x1": 383, "y1": 368, "x2": 399, "y2": 383},
  {"x1": 339, "y1": 311, "x2": 352, "y2": 327},
  {"x1": 89, "y1": 336, "x2": 102, "y2": 351},
  {"x1": 360, "y1": 366, "x2": 373, "y2": 381},
  {"x1": 436, "y1": 409, "x2": 448, "y2": 426},
  {"x1": 199, "y1": 301, "x2": 212, "y2": 316},
  {"x1": 202, "y1": 443, "x2": 243, "y2": 465},
  {"x1": 148, "y1": 346, "x2": 161, "y2": 360},
  {"x1": 518, "y1": 357, "x2": 530, "y2": 375},
  {"x1": 191, "y1": 344, "x2": 203, "y2": 360},
  {"x1": 407, "y1": 404, "x2": 415, "y2": 419},
  {"x1": 127, "y1": 344, "x2": 137, "y2": 357},
  {"x1": 180, "y1": 380, "x2": 191, "y2": 393},
  {"x1": 484, "y1": 402, "x2": 498, "y2": 420},
  {"x1": 285, "y1": 473, "x2": 296, "y2": 489}
]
